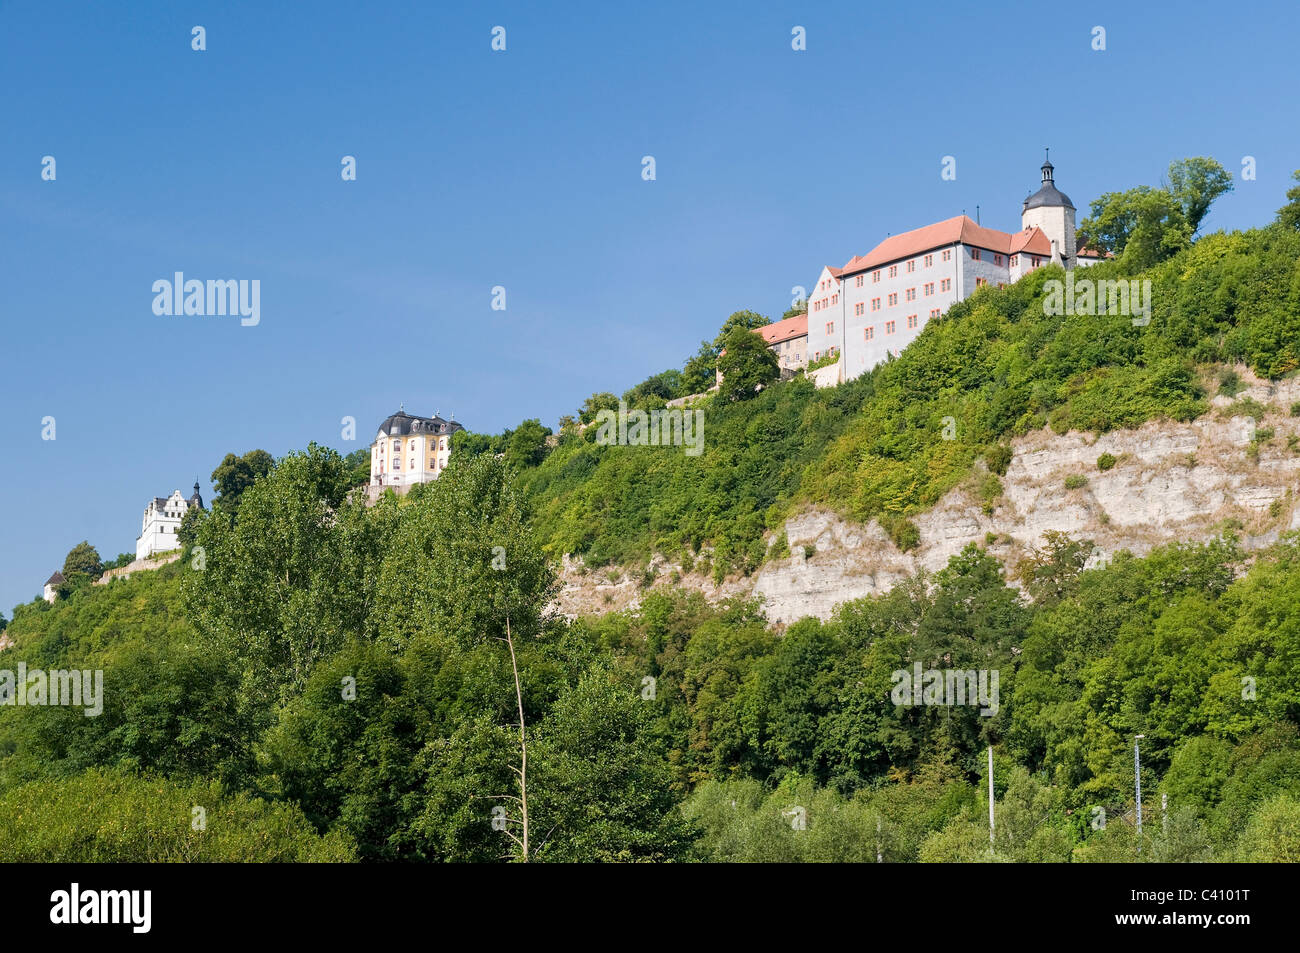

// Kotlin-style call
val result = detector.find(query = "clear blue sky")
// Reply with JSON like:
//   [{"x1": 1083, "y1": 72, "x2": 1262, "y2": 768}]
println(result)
[{"x1": 1, "y1": 0, "x2": 1296, "y2": 615}]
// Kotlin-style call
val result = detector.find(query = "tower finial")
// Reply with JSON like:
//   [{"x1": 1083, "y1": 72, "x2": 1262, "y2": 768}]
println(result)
[{"x1": 1041, "y1": 148, "x2": 1054, "y2": 184}]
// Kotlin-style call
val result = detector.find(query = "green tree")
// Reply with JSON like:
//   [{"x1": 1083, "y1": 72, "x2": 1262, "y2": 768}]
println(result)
[
  {"x1": 1167, "y1": 156, "x2": 1234, "y2": 236},
  {"x1": 502, "y1": 419, "x2": 552, "y2": 470},
  {"x1": 578, "y1": 393, "x2": 619, "y2": 426},
  {"x1": 211, "y1": 449, "x2": 275, "y2": 514},
  {"x1": 717, "y1": 326, "x2": 779, "y2": 402},
  {"x1": 371, "y1": 454, "x2": 556, "y2": 650},
  {"x1": 342, "y1": 447, "x2": 371, "y2": 486},
  {"x1": 0, "y1": 768, "x2": 353, "y2": 861},
  {"x1": 183, "y1": 443, "x2": 378, "y2": 708},
  {"x1": 713, "y1": 309, "x2": 771, "y2": 348},
  {"x1": 62, "y1": 541, "x2": 102, "y2": 579},
  {"x1": 177, "y1": 504, "x2": 205, "y2": 547},
  {"x1": 1235, "y1": 793, "x2": 1300, "y2": 862},
  {"x1": 1278, "y1": 170, "x2": 1300, "y2": 231}
]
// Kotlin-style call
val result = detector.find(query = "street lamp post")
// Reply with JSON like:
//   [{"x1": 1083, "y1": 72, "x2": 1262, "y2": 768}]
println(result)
[{"x1": 1135, "y1": 735, "x2": 1145, "y2": 855}]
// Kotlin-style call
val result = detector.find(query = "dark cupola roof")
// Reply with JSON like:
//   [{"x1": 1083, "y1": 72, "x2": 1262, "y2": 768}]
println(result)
[
  {"x1": 1023, "y1": 150, "x2": 1074, "y2": 212},
  {"x1": 377, "y1": 409, "x2": 465, "y2": 437},
  {"x1": 189, "y1": 480, "x2": 204, "y2": 509}
]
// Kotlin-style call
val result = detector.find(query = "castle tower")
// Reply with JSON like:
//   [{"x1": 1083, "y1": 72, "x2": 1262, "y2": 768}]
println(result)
[{"x1": 1021, "y1": 150, "x2": 1077, "y2": 268}]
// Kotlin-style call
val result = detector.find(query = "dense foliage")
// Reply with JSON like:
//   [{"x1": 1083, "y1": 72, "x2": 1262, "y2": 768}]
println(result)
[
  {"x1": 6, "y1": 472, "x2": 1300, "y2": 860},
  {"x1": 3, "y1": 169, "x2": 1298, "y2": 862},
  {"x1": 499, "y1": 220, "x2": 1300, "y2": 581}
]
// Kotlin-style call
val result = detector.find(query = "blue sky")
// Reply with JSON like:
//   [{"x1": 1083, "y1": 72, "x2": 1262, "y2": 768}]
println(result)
[{"x1": 1, "y1": 0, "x2": 1296, "y2": 614}]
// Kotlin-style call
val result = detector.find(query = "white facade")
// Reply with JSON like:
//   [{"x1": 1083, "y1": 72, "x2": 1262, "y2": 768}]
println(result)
[
  {"x1": 807, "y1": 157, "x2": 1081, "y2": 385},
  {"x1": 137, "y1": 487, "x2": 201, "y2": 561},
  {"x1": 42, "y1": 573, "x2": 63, "y2": 603},
  {"x1": 807, "y1": 265, "x2": 842, "y2": 364}
]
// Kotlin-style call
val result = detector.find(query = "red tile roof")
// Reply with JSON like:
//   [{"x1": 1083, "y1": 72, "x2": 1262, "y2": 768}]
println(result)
[
  {"x1": 840, "y1": 215, "x2": 1053, "y2": 276},
  {"x1": 757, "y1": 313, "x2": 808, "y2": 345}
]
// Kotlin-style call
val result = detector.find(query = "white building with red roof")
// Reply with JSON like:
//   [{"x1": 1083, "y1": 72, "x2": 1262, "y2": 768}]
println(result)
[
  {"x1": 808, "y1": 155, "x2": 1091, "y2": 384},
  {"x1": 757, "y1": 312, "x2": 809, "y2": 371}
]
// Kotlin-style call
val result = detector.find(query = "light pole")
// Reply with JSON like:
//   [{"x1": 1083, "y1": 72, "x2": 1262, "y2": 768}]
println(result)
[
  {"x1": 1135, "y1": 735, "x2": 1145, "y2": 855},
  {"x1": 988, "y1": 745, "x2": 995, "y2": 851}
]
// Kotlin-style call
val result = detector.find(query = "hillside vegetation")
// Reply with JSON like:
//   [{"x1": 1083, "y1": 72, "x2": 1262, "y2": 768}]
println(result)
[
  {"x1": 506, "y1": 221, "x2": 1300, "y2": 580},
  {"x1": 3, "y1": 164, "x2": 1299, "y2": 862},
  {"x1": 5, "y1": 466, "x2": 1300, "y2": 860}
]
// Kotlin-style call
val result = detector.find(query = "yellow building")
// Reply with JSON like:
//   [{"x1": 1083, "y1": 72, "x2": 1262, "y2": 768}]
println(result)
[{"x1": 368, "y1": 408, "x2": 464, "y2": 499}]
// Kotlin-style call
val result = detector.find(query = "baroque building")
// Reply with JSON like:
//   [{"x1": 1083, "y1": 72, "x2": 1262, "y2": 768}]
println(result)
[{"x1": 367, "y1": 408, "x2": 464, "y2": 500}]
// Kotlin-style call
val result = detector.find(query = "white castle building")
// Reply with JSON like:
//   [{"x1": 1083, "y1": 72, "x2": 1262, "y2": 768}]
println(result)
[
  {"x1": 136, "y1": 482, "x2": 204, "y2": 560},
  {"x1": 367, "y1": 408, "x2": 464, "y2": 500},
  {"x1": 806, "y1": 155, "x2": 1103, "y2": 384}
]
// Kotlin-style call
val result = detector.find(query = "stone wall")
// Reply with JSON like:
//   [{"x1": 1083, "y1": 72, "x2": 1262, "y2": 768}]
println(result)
[{"x1": 95, "y1": 550, "x2": 182, "y2": 585}]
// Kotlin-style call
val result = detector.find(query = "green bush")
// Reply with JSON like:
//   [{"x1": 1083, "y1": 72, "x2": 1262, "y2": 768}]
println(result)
[
  {"x1": 886, "y1": 518, "x2": 921, "y2": 552},
  {"x1": 0, "y1": 768, "x2": 354, "y2": 862},
  {"x1": 1064, "y1": 473, "x2": 1088, "y2": 490},
  {"x1": 1096, "y1": 452, "x2": 1117, "y2": 471},
  {"x1": 985, "y1": 444, "x2": 1013, "y2": 476},
  {"x1": 1217, "y1": 368, "x2": 1244, "y2": 397}
]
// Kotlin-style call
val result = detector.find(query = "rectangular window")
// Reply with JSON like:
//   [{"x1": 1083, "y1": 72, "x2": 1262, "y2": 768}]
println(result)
[
  {"x1": 826, "y1": 321, "x2": 834, "y2": 334},
  {"x1": 940, "y1": 278, "x2": 951, "y2": 292},
  {"x1": 924, "y1": 254, "x2": 933, "y2": 268},
  {"x1": 871, "y1": 297, "x2": 881, "y2": 311},
  {"x1": 930, "y1": 308, "x2": 940, "y2": 318},
  {"x1": 924, "y1": 282, "x2": 934, "y2": 296},
  {"x1": 905, "y1": 287, "x2": 916, "y2": 302},
  {"x1": 975, "y1": 277, "x2": 987, "y2": 287},
  {"x1": 994, "y1": 254, "x2": 1003, "y2": 266},
  {"x1": 1010, "y1": 255, "x2": 1018, "y2": 267},
  {"x1": 855, "y1": 275, "x2": 864, "y2": 287},
  {"x1": 865, "y1": 326, "x2": 874, "y2": 341},
  {"x1": 831, "y1": 294, "x2": 838, "y2": 305},
  {"x1": 971, "y1": 249, "x2": 981, "y2": 261},
  {"x1": 942, "y1": 249, "x2": 952, "y2": 262},
  {"x1": 886, "y1": 320, "x2": 896, "y2": 334},
  {"x1": 854, "y1": 302, "x2": 864, "y2": 316},
  {"x1": 906, "y1": 260, "x2": 916, "y2": 273},
  {"x1": 887, "y1": 292, "x2": 898, "y2": 306},
  {"x1": 907, "y1": 314, "x2": 918, "y2": 329},
  {"x1": 872, "y1": 270, "x2": 881, "y2": 283},
  {"x1": 888, "y1": 265, "x2": 898, "y2": 278}
]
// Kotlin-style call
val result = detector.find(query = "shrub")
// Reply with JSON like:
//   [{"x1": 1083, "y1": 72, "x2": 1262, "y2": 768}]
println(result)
[
  {"x1": 1096, "y1": 452, "x2": 1117, "y2": 471},
  {"x1": 0, "y1": 769, "x2": 354, "y2": 862},
  {"x1": 978, "y1": 473, "x2": 1003, "y2": 515},
  {"x1": 1065, "y1": 474, "x2": 1088, "y2": 490},
  {"x1": 886, "y1": 518, "x2": 921, "y2": 552},
  {"x1": 985, "y1": 444, "x2": 1013, "y2": 476},
  {"x1": 1218, "y1": 368, "x2": 1243, "y2": 397}
]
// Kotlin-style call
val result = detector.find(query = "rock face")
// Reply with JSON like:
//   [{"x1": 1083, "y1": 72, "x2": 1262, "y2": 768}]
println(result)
[{"x1": 551, "y1": 373, "x2": 1300, "y2": 624}]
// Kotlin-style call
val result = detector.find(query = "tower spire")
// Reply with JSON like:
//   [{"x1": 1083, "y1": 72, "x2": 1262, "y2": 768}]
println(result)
[{"x1": 1041, "y1": 148, "x2": 1054, "y2": 184}]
